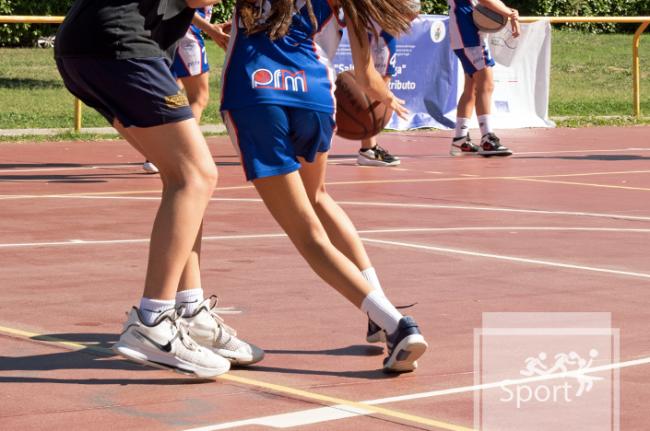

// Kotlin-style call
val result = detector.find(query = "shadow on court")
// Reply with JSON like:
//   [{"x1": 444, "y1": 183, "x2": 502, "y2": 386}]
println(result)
[
  {"x1": 265, "y1": 344, "x2": 384, "y2": 357},
  {"x1": 519, "y1": 154, "x2": 650, "y2": 161}
]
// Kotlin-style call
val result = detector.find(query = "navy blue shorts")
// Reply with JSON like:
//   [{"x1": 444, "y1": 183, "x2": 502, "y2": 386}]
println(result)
[
  {"x1": 56, "y1": 57, "x2": 194, "y2": 128},
  {"x1": 223, "y1": 105, "x2": 335, "y2": 181}
]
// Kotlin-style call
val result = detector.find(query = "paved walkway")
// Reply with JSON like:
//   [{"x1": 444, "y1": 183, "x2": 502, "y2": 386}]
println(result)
[{"x1": 0, "y1": 124, "x2": 226, "y2": 137}]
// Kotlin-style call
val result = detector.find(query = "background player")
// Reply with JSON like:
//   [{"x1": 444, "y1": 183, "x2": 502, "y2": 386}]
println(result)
[
  {"x1": 356, "y1": 29, "x2": 401, "y2": 167},
  {"x1": 222, "y1": 0, "x2": 427, "y2": 372},
  {"x1": 448, "y1": 0, "x2": 519, "y2": 157}
]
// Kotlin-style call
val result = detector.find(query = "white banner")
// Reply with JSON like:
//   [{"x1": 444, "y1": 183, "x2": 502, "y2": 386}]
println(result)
[{"x1": 465, "y1": 21, "x2": 555, "y2": 129}]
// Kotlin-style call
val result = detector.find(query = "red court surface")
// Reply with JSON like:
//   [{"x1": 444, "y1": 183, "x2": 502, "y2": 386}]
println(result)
[{"x1": 1, "y1": 127, "x2": 649, "y2": 430}]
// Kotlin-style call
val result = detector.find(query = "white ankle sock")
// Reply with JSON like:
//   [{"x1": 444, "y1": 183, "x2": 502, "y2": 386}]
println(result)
[
  {"x1": 361, "y1": 267, "x2": 384, "y2": 295},
  {"x1": 361, "y1": 290, "x2": 403, "y2": 335},
  {"x1": 139, "y1": 297, "x2": 176, "y2": 325},
  {"x1": 478, "y1": 114, "x2": 493, "y2": 136},
  {"x1": 175, "y1": 288, "x2": 204, "y2": 316},
  {"x1": 454, "y1": 117, "x2": 470, "y2": 138}
]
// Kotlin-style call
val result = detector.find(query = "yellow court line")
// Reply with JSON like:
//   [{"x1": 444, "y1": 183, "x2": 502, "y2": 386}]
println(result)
[
  {"x1": 0, "y1": 324, "x2": 473, "y2": 431},
  {"x1": 513, "y1": 178, "x2": 650, "y2": 192},
  {"x1": 3, "y1": 169, "x2": 649, "y2": 200}
]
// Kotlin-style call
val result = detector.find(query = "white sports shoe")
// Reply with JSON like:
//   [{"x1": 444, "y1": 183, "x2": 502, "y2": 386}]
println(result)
[
  {"x1": 142, "y1": 161, "x2": 159, "y2": 174},
  {"x1": 112, "y1": 307, "x2": 231, "y2": 378},
  {"x1": 180, "y1": 297, "x2": 265, "y2": 366}
]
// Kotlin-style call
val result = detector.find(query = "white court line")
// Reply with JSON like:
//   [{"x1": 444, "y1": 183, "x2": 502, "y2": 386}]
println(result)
[
  {"x1": 0, "y1": 164, "x2": 135, "y2": 174},
  {"x1": 361, "y1": 237, "x2": 650, "y2": 279},
  {"x1": 1, "y1": 226, "x2": 649, "y2": 250},
  {"x1": 2, "y1": 194, "x2": 650, "y2": 222},
  {"x1": 2, "y1": 227, "x2": 649, "y2": 279},
  {"x1": 184, "y1": 356, "x2": 650, "y2": 430},
  {"x1": 514, "y1": 147, "x2": 650, "y2": 155}
]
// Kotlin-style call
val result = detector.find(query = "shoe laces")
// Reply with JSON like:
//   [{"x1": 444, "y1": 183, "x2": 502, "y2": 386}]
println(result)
[
  {"x1": 205, "y1": 295, "x2": 239, "y2": 337},
  {"x1": 171, "y1": 306, "x2": 201, "y2": 351}
]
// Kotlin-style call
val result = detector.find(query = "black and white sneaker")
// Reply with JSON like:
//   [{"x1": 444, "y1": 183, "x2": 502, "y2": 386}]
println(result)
[
  {"x1": 479, "y1": 133, "x2": 513, "y2": 157},
  {"x1": 357, "y1": 145, "x2": 401, "y2": 167},
  {"x1": 450, "y1": 134, "x2": 480, "y2": 156},
  {"x1": 383, "y1": 316, "x2": 428, "y2": 373}
]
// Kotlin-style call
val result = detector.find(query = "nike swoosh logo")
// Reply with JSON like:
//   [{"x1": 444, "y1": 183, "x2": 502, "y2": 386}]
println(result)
[{"x1": 136, "y1": 330, "x2": 173, "y2": 353}]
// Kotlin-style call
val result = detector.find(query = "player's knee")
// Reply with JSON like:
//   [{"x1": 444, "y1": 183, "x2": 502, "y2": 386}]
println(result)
[{"x1": 165, "y1": 162, "x2": 217, "y2": 195}]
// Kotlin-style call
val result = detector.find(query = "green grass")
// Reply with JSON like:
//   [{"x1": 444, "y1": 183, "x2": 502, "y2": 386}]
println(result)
[
  {"x1": 0, "y1": 41, "x2": 225, "y2": 130},
  {"x1": 0, "y1": 31, "x2": 649, "y2": 131},
  {"x1": 549, "y1": 30, "x2": 650, "y2": 117}
]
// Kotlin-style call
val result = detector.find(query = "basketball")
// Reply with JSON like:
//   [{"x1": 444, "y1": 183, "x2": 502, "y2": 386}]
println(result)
[
  {"x1": 472, "y1": 4, "x2": 508, "y2": 33},
  {"x1": 334, "y1": 71, "x2": 393, "y2": 140}
]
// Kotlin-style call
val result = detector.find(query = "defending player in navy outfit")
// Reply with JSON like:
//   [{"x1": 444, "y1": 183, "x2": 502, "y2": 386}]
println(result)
[{"x1": 55, "y1": 0, "x2": 263, "y2": 378}]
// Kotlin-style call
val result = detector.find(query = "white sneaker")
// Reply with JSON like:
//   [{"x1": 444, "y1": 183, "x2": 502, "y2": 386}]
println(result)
[
  {"x1": 142, "y1": 161, "x2": 159, "y2": 174},
  {"x1": 180, "y1": 297, "x2": 265, "y2": 366},
  {"x1": 112, "y1": 307, "x2": 231, "y2": 378}
]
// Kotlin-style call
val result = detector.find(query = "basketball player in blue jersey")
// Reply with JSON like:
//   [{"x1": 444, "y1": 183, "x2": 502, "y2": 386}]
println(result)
[
  {"x1": 143, "y1": 7, "x2": 231, "y2": 174},
  {"x1": 448, "y1": 0, "x2": 519, "y2": 157},
  {"x1": 56, "y1": 0, "x2": 262, "y2": 379},
  {"x1": 356, "y1": 29, "x2": 401, "y2": 167},
  {"x1": 222, "y1": 0, "x2": 427, "y2": 373}
]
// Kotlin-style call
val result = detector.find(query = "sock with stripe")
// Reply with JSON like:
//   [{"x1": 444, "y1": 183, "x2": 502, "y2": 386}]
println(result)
[
  {"x1": 139, "y1": 297, "x2": 176, "y2": 326},
  {"x1": 175, "y1": 288, "x2": 204, "y2": 317}
]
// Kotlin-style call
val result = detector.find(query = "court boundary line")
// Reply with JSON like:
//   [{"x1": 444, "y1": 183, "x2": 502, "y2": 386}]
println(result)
[
  {"x1": 186, "y1": 355, "x2": 650, "y2": 430},
  {"x1": 2, "y1": 194, "x2": 650, "y2": 222},
  {"x1": 1, "y1": 323, "x2": 647, "y2": 431},
  {"x1": 2, "y1": 168, "x2": 650, "y2": 200},
  {"x1": 1, "y1": 226, "x2": 650, "y2": 249},
  {"x1": 361, "y1": 237, "x2": 650, "y2": 279},
  {"x1": 0, "y1": 324, "x2": 472, "y2": 431}
]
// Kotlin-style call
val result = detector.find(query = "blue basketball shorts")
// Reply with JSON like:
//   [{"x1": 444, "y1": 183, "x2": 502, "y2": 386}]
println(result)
[
  {"x1": 56, "y1": 57, "x2": 194, "y2": 128},
  {"x1": 171, "y1": 32, "x2": 210, "y2": 79},
  {"x1": 454, "y1": 44, "x2": 496, "y2": 77},
  {"x1": 223, "y1": 105, "x2": 335, "y2": 181}
]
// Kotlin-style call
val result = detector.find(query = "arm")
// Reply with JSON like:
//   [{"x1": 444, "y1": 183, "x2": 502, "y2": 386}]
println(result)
[
  {"x1": 186, "y1": 0, "x2": 221, "y2": 8},
  {"x1": 192, "y1": 13, "x2": 231, "y2": 49},
  {"x1": 477, "y1": 0, "x2": 520, "y2": 37},
  {"x1": 345, "y1": 14, "x2": 408, "y2": 119}
]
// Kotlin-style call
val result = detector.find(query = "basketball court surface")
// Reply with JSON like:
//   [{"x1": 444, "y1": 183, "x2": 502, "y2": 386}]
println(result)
[{"x1": 1, "y1": 127, "x2": 649, "y2": 430}]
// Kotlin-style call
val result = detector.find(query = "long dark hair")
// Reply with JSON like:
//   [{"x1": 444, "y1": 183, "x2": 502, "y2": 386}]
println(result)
[
  {"x1": 236, "y1": 0, "x2": 318, "y2": 40},
  {"x1": 236, "y1": 0, "x2": 418, "y2": 40}
]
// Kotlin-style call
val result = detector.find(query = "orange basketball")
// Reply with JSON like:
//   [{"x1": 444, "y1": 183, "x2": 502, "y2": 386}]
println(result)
[{"x1": 334, "y1": 71, "x2": 393, "y2": 140}]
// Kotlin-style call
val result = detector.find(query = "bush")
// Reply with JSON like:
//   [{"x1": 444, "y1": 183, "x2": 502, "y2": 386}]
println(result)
[
  {"x1": 1, "y1": 0, "x2": 649, "y2": 46},
  {"x1": 0, "y1": 0, "x2": 75, "y2": 47}
]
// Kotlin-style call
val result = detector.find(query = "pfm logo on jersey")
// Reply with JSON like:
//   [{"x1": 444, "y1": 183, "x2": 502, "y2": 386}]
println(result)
[{"x1": 251, "y1": 68, "x2": 308, "y2": 92}]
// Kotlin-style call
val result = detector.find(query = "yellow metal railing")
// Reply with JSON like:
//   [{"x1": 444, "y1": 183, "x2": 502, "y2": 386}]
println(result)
[
  {"x1": 520, "y1": 16, "x2": 650, "y2": 118},
  {"x1": 0, "y1": 15, "x2": 649, "y2": 130}
]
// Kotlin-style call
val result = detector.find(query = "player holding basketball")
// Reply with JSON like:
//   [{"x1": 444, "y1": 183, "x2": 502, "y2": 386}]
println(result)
[
  {"x1": 143, "y1": 8, "x2": 231, "y2": 174},
  {"x1": 55, "y1": 0, "x2": 262, "y2": 378},
  {"x1": 448, "y1": 0, "x2": 520, "y2": 157},
  {"x1": 222, "y1": 0, "x2": 427, "y2": 372}
]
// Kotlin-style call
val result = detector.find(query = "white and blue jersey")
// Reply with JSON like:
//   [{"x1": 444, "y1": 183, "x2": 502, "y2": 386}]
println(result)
[
  {"x1": 448, "y1": 0, "x2": 483, "y2": 49},
  {"x1": 372, "y1": 30, "x2": 397, "y2": 77},
  {"x1": 221, "y1": 0, "x2": 342, "y2": 114},
  {"x1": 448, "y1": 0, "x2": 495, "y2": 75},
  {"x1": 171, "y1": 7, "x2": 212, "y2": 78}
]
